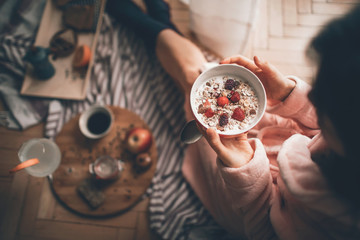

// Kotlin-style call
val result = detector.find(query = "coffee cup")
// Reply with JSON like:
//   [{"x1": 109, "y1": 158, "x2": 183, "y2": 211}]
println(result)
[{"x1": 79, "y1": 105, "x2": 114, "y2": 139}]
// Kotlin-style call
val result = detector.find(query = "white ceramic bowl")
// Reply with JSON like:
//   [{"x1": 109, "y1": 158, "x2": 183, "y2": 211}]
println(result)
[
  {"x1": 190, "y1": 64, "x2": 266, "y2": 137},
  {"x1": 79, "y1": 105, "x2": 114, "y2": 139}
]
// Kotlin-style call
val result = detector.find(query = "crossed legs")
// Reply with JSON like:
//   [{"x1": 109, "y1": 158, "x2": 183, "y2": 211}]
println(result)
[{"x1": 106, "y1": 0, "x2": 207, "y2": 95}]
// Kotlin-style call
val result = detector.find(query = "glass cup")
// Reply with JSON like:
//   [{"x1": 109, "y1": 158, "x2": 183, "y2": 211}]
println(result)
[
  {"x1": 89, "y1": 156, "x2": 123, "y2": 180},
  {"x1": 17, "y1": 138, "x2": 61, "y2": 177}
]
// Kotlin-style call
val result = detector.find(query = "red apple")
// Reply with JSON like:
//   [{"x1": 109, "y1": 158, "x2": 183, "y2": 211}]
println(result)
[
  {"x1": 135, "y1": 153, "x2": 152, "y2": 169},
  {"x1": 125, "y1": 127, "x2": 152, "y2": 154}
]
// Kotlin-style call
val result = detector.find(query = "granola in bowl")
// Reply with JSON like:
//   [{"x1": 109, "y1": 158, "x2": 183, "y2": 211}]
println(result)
[{"x1": 193, "y1": 76, "x2": 259, "y2": 134}]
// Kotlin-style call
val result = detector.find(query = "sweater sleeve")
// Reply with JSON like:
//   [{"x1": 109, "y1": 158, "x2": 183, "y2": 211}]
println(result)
[
  {"x1": 266, "y1": 76, "x2": 319, "y2": 131},
  {"x1": 268, "y1": 134, "x2": 346, "y2": 240},
  {"x1": 218, "y1": 138, "x2": 277, "y2": 239}
]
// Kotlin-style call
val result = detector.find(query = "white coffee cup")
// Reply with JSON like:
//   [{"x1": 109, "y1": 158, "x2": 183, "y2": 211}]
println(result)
[{"x1": 79, "y1": 105, "x2": 114, "y2": 139}]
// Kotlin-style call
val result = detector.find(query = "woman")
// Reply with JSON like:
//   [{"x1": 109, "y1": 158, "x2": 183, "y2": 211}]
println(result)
[
  {"x1": 184, "y1": 5, "x2": 360, "y2": 239},
  {"x1": 107, "y1": 1, "x2": 360, "y2": 238}
]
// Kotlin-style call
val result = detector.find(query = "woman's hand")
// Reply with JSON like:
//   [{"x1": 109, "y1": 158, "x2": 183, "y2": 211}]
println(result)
[
  {"x1": 220, "y1": 55, "x2": 295, "y2": 105},
  {"x1": 203, "y1": 128, "x2": 254, "y2": 168}
]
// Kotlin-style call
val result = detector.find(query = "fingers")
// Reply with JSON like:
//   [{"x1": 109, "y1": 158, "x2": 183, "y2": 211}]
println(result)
[
  {"x1": 220, "y1": 55, "x2": 258, "y2": 72},
  {"x1": 254, "y1": 56, "x2": 281, "y2": 76},
  {"x1": 254, "y1": 55, "x2": 274, "y2": 73},
  {"x1": 234, "y1": 132, "x2": 248, "y2": 142},
  {"x1": 196, "y1": 122, "x2": 207, "y2": 135},
  {"x1": 253, "y1": 55, "x2": 264, "y2": 67},
  {"x1": 204, "y1": 128, "x2": 225, "y2": 155}
]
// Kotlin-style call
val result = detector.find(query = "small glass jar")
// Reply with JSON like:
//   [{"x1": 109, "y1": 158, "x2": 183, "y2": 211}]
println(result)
[{"x1": 89, "y1": 156, "x2": 123, "y2": 180}]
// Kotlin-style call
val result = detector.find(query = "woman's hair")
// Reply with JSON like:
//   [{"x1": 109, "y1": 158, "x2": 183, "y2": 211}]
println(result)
[{"x1": 308, "y1": 4, "x2": 360, "y2": 210}]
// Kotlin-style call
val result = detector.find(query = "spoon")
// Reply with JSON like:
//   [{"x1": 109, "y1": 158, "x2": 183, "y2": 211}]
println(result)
[
  {"x1": 180, "y1": 120, "x2": 203, "y2": 144},
  {"x1": 9, "y1": 158, "x2": 40, "y2": 174}
]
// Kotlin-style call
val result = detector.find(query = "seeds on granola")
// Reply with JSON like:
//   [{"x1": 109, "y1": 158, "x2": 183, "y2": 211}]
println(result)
[{"x1": 194, "y1": 75, "x2": 259, "y2": 133}]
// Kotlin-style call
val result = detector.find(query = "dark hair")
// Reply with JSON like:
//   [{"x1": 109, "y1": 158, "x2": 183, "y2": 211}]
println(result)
[{"x1": 308, "y1": 5, "x2": 360, "y2": 210}]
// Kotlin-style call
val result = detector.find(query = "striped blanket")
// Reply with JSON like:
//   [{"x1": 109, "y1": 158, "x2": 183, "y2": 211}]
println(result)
[{"x1": 0, "y1": 1, "x2": 224, "y2": 239}]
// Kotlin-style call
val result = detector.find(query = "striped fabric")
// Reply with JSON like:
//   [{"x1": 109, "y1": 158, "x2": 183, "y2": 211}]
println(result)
[
  {"x1": 44, "y1": 15, "x2": 218, "y2": 240},
  {"x1": 0, "y1": 1, "x2": 221, "y2": 236},
  {"x1": 0, "y1": 35, "x2": 32, "y2": 76},
  {"x1": 0, "y1": 33, "x2": 49, "y2": 130}
]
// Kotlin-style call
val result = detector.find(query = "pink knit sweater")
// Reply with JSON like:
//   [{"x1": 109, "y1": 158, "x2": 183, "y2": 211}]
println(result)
[{"x1": 182, "y1": 77, "x2": 359, "y2": 239}]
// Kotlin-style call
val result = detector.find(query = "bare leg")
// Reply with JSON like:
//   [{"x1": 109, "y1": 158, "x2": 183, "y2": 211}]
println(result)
[
  {"x1": 156, "y1": 29, "x2": 207, "y2": 95},
  {"x1": 106, "y1": 0, "x2": 207, "y2": 95}
]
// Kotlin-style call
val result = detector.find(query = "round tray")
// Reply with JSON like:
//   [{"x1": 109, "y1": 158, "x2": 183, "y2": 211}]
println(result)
[{"x1": 50, "y1": 106, "x2": 157, "y2": 217}]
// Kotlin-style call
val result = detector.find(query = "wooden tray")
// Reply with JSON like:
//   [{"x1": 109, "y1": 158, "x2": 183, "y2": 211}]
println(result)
[
  {"x1": 50, "y1": 106, "x2": 157, "y2": 217},
  {"x1": 20, "y1": 0, "x2": 106, "y2": 100}
]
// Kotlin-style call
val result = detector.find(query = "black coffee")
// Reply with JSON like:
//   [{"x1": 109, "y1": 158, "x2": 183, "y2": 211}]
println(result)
[{"x1": 87, "y1": 112, "x2": 111, "y2": 135}]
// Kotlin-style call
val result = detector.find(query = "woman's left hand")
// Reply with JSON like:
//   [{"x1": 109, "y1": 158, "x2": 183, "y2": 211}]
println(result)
[{"x1": 203, "y1": 128, "x2": 254, "y2": 168}]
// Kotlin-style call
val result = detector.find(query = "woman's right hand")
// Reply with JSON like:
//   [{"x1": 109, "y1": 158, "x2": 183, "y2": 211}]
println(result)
[
  {"x1": 220, "y1": 55, "x2": 295, "y2": 105},
  {"x1": 202, "y1": 128, "x2": 254, "y2": 168}
]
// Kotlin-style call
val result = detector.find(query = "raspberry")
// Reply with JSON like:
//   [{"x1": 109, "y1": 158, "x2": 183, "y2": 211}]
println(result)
[
  {"x1": 219, "y1": 113, "x2": 229, "y2": 126},
  {"x1": 204, "y1": 108, "x2": 215, "y2": 118},
  {"x1": 225, "y1": 79, "x2": 236, "y2": 90},
  {"x1": 230, "y1": 92, "x2": 240, "y2": 102},
  {"x1": 232, "y1": 108, "x2": 245, "y2": 121},
  {"x1": 217, "y1": 96, "x2": 229, "y2": 107}
]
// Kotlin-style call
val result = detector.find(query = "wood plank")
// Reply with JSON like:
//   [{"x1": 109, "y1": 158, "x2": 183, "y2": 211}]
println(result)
[
  {"x1": 32, "y1": 220, "x2": 118, "y2": 240},
  {"x1": 0, "y1": 148, "x2": 18, "y2": 177},
  {"x1": 0, "y1": 171, "x2": 30, "y2": 240},
  {"x1": 132, "y1": 197, "x2": 150, "y2": 212},
  {"x1": 283, "y1": 0, "x2": 297, "y2": 25},
  {"x1": 18, "y1": 176, "x2": 44, "y2": 236},
  {"x1": 328, "y1": 0, "x2": 359, "y2": 3},
  {"x1": 117, "y1": 228, "x2": 135, "y2": 240},
  {"x1": 254, "y1": 0, "x2": 268, "y2": 49},
  {"x1": 269, "y1": 0, "x2": 284, "y2": 36},
  {"x1": 297, "y1": 13, "x2": 337, "y2": 26},
  {"x1": 0, "y1": 124, "x2": 44, "y2": 150},
  {"x1": 0, "y1": 122, "x2": 43, "y2": 135},
  {"x1": 37, "y1": 180, "x2": 56, "y2": 219},
  {"x1": 15, "y1": 236, "x2": 33, "y2": 240},
  {"x1": 312, "y1": 2, "x2": 354, "y2": 15},
  {"x1": 0, "y1": 178, "x2": 12, "y2": 224},
  {"x1": 297, "y1": 0, "x2": 312, "y2": 13},
  {"x1": 135, "y1": 212, "x2": 161, "y2": 240},
  {"x1": 274, "y1": 63, "x2": 316, "y2": 78},
  {"x1": 253, "y1": 49, "x2": 309, "y2": 65},
  {"x1": 16, "y1": 235, "x2": 56, "y2": 240},
  {"x1": 284, "y1": 25, "x2": 320, "y2": 38},
  {"x1": 268, "y1": 37, "x2": 310, "y2": 51},
  {"x1": 52, "y1": 202, "x2": 139, "y2": 228}
]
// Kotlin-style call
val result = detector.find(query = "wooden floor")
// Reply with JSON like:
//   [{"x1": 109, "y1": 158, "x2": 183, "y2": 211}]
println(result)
[{"x1": 0, "y1": 0, "x2": 357, "y2": 239}]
